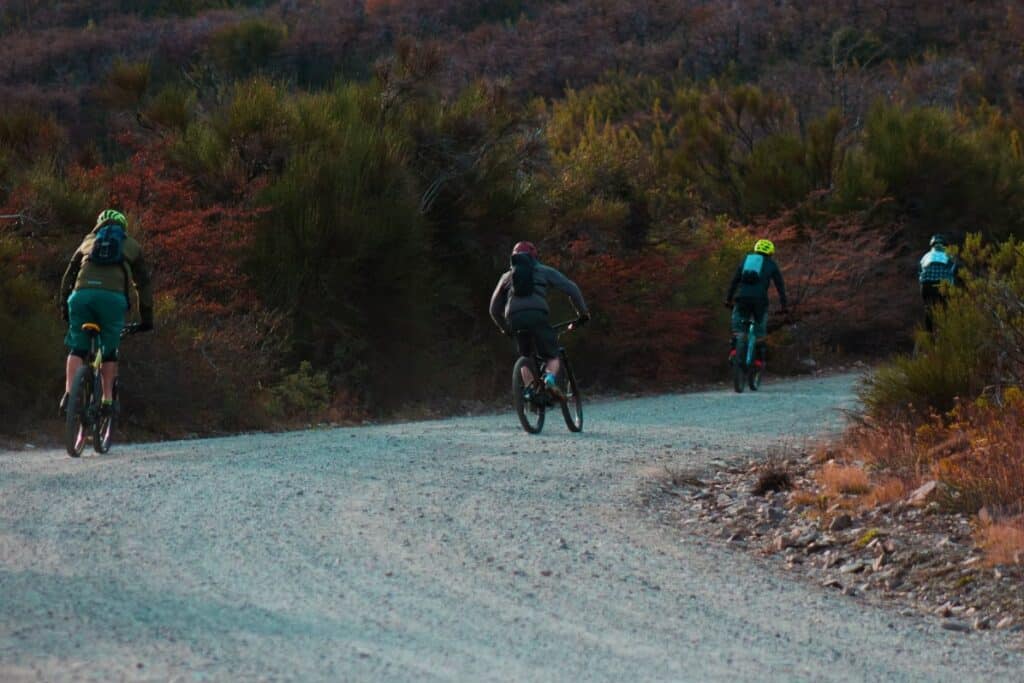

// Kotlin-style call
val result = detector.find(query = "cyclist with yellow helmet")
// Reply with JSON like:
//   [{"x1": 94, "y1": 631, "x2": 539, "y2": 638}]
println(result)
[
  {"x1": 58, "y1": 209, "x2": 153, "y2": 416},
  {"x1": 724, "y1": 238, "x2": 787, "y2": 369}
]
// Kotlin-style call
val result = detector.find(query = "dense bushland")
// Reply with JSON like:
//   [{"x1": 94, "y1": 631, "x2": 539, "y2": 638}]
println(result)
[{"x1": 4, "y1": 2, "x2": 1024, "y2": 439}]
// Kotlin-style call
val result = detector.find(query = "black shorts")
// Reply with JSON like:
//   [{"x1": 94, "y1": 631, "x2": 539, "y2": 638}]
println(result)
[{"x1": 509, "y1": 309, "x2": 559, "y2": 360}]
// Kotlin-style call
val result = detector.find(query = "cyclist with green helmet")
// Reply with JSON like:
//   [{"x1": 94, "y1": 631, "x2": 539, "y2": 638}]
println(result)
[
  {"x1": 58, "y1": 209, "x2": 153, "y2": 416},
  {"x1": 724, "y1": 238, "x2": 787, "y2": 369}
]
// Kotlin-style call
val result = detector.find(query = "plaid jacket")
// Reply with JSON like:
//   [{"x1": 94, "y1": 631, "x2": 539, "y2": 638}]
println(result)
[{"x1": 919, "y1": 248, "x2": 957, "y2": 284}]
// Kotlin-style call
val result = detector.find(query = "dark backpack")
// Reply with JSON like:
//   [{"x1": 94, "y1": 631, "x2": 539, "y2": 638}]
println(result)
[
  {"x1": 510, "y1": 253, "x2": 536, "y2": 297},
  {"x1": 90, "y1": 223, "x2": 126, "y2": 265},
  {"x1": 740, "y1": 253, "x2": 764, "y2": 285}
]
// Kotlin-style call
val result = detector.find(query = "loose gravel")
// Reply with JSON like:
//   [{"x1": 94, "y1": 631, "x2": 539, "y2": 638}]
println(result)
[{"x1": 2, "y1": 373, "x2": 1022, "y2": 681}]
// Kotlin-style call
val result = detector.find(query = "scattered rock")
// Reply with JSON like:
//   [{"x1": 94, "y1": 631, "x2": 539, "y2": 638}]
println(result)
[
  {"x1": 908, "y1": 480, "x2": 939, "y2": 507},
  {"x1": 839, "y1": 560, "x2": 866, "y2": 574},
  {"x1": 996, "y1": 616, "x2": 1014, "y2": 630},
  {"x1": 941, "y1": 619, "x2": 971, "y2": 633},
  {"x1": 829, "y1": 514, "x2": 853, "y2": 532}
]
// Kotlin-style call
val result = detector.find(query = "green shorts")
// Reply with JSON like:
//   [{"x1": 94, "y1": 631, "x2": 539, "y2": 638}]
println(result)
[
  {"x1": 731, "y1": 300, "x2": 768, "y2": 338},
  {"x1": 65, "y1": 288, "x2": 128, "y2": 357}
]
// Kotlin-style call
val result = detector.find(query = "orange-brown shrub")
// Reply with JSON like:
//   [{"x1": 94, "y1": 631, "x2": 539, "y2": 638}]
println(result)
[
  {"x1": 975, "y1": 519, "x2": 1024, "y2": 566},
  {"x1": 818, "y1": 462, "x2": 872, "y2": 496}
]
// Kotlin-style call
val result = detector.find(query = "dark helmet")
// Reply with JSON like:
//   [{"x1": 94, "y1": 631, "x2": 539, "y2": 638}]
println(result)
[
  {"x1": 512, "y1": 241, "x2": 538, "y2": 259},
  {"x1": 929, "y1": 234, "x2": 946, "y2": 248}
]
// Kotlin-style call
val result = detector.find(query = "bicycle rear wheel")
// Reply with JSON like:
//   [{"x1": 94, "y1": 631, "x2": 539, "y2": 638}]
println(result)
[
  {"x1": 748, "y1": 369, "x2": 761, "y2": 391},
  {"x1": 93, "y1": 377, "x2": 116, "y2": 453},
  {"x1": 65, "y1": 366, "x2": 93, "y2": 457},
  {"x1": 732, "y1": 338, "x2": 747, "y2": 394},
  {"x1": 513, "y1": 356, "x2": 545, "y2": 434},
  {"x1": 560, "y1": 358, "x2": 583, "y2": 432}
]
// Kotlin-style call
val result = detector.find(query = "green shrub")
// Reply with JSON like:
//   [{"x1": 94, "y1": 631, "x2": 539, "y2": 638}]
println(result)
[
  {"x1": 266, "y1": 361, "x2": 330, "y2": 419},
  {"x1": 143, "y1": 84, "x2": 197, "y2": 130},
  {"x1": 207, "y1": 18, "x2": 287, "y2": 77},
  {"x1": 0, "y1": 237, "x2": 63, "y2": 429},
  {"x1": 834, "y1": 104, "x2": 1024, "y2": 238},
  {"x1": 25, "y1": 162, "x2": 105, "y2": 229},
  {"x1": 101, "y1": 60, "x2": 151, "y2": 109}
]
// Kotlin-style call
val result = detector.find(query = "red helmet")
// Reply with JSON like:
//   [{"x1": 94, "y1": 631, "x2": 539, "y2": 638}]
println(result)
[{"x1": 512, "y1": 241, "x2": 538, "y2": 258}]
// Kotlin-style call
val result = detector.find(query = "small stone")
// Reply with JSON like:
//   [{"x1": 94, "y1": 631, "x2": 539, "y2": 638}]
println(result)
[
  {"x1": 973, "y1": 617, "x2": 990, "y2": 631},
  {"x1": 872, "y1": 555, "x2": 885, "y2": 572},
  {"x1": 822, "y1": 579, "x2": 844, "y2": 589},
  {"x1": 829, "y1": 514, "x2": 853, "y2": 532},
  {"x1": 996, "y1": 616, "x2": 1014, "y2": 630},
  {"x1": 941, "y1": 619, "x2": 971, "y2": 633},
  {"x1": 908, "y1": 480, "x2": 939, "y2": 506},
  {"x1": 935, "y1": 602, "x2": 953, "y2": 618},
  {"x1": 840, "y1": 560, "x2": 866, "y2": 574}
]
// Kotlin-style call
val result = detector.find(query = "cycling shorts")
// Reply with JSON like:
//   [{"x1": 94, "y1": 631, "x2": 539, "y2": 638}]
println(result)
[
  {"x1": 509, "y1": 309, "x2": 559, "y2": 360},
  {"x1": 65, "y1": 288, "x2": 128, "y2": 355},
  {"x1": 731, "y1": 299, "x2": 768, "y2": 338}
]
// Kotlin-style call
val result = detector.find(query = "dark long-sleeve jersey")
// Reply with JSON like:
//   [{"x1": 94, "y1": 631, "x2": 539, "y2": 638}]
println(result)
[{"x1": 726, "y1": 253, "x2": 787, "y2": 307}]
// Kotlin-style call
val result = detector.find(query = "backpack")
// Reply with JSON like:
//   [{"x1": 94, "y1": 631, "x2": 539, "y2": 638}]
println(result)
[
  {"x1": 510, "y1": 253, "x2": 536, "y2": 297},
  {"x1": 740, "y1": 253, "x2": 764, "y2": 285},
  {"x1": 90, "y1": 222, "x2": 126, "y2": 265}
]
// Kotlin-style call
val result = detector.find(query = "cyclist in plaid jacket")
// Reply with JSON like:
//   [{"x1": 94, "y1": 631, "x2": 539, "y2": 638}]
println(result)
[{"x1": 919, "y1": 234, "x2": 958, "y2": 333}]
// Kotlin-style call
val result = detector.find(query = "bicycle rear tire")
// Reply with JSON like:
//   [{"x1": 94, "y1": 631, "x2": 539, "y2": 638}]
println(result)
[
  {"x1": 93, "y1": 377, "x2": 116, "y2": 453},
  {"x1": 65, "y1": 366, "x2": 92, "y2": 457},
  {"x1": 560, "y1": 358, "x2": 583, "y2": 432},
  {"x1": 513, "y1": 356, "x2": 545, "y2": 434}
]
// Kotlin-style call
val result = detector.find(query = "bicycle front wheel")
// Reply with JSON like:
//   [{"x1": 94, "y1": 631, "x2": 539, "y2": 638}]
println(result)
[
  {"x1": 513, "y1": 356, "x2": 545, "y2": 434},
  {"x1": 560, "y1": 358, "x2": 583, "y2": 432},
  {"x1": 65, "y1": 366, "x2": 93, "y2": 457}
]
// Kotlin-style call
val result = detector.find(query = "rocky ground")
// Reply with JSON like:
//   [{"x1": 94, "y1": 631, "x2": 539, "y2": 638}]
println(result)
[{"x1": 650, "y1": 450, "x2": 1024, "y2": 640}]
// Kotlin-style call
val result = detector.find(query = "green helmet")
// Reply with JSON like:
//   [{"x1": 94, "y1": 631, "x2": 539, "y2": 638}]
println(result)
[{"x1": 96, "y1": 209, "x2": 127, "y2": 229}]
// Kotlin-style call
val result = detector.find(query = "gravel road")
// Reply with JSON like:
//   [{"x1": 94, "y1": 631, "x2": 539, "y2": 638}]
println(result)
[{"x1": 2, "y1": 373, "x2": 1021, "y2": 681}]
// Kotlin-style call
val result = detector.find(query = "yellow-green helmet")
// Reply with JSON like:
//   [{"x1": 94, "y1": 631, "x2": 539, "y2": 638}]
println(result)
[
  {"x1": 96, "y1": 209, "x2": 127, "y2": 229},
  {"x1": 753, "y1": 239, "x2": 775, "y2": 256}
]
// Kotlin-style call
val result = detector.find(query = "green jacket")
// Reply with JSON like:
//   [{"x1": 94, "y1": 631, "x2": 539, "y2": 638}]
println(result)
[{"x1": 60, "y1": 225, "x2": 153, "y2": 313}]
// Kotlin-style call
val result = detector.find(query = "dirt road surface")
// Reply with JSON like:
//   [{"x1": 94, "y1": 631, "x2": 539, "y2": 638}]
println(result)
[{"x1": 2, "y1": 374, "x2": 1021, "y2": 681}]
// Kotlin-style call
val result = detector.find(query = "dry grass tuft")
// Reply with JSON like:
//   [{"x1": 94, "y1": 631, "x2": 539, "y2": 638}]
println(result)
[
  {"x1": 861, "y1": 477, "x2": 909, "y2": 509},
  {"x1": 752, "y1": 466, "x2": 792, "y2": 496},
  {"x1": 976, "y1": 519, "x2": 1024, "y2": 566},
  {"x1": 818, "y1": 462, "x2": 872, "y2": 496}
]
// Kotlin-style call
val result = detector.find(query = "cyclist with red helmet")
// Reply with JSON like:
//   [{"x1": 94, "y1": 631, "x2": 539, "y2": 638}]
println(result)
[
  {"x1": 724, "y1": 238, "x2": 787, "y2": 370},
  {"x1": 490, "y1": 241, "x2": 589, "y2": 400}
]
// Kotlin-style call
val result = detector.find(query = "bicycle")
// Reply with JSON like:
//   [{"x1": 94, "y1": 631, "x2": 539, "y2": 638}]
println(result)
[
  {"x1": 731, "y1": 308, "x2": 763, "y2": 394},
  {"x1": 511, "y1": 318, "x2": 584, "y2": 434},
  {"x1": 64, "y1": 321, "x2": 144, "y2": 457}
]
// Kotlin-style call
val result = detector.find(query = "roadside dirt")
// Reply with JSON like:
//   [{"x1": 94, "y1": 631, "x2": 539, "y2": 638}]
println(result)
[{"x1": 3, "y1": 374, "x2": 1022, "y2": 681}]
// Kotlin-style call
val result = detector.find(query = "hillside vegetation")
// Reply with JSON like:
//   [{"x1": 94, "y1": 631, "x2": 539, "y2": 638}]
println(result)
[{"x1": 3, "y1": 1, "x2": 1024, "y2": 435}]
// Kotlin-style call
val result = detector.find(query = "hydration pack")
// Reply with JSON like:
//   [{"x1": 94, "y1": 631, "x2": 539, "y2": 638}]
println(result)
[
  {"x1": 740, "y1": 253, "x2": 764, "y2": 285},
  {"x1": 90, "y1": 222, "x2": 126, "y2": 265},
  {"x1": 510, "y1": 253, "x2": 536, "y2": 297}
]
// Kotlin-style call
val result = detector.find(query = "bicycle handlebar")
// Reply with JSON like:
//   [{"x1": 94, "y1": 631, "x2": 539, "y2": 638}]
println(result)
[
  {"x1": 553, "y1": 317, "x2": 587, "y2": 333},
  {"x1": 121, "y1": 323, "x2": 151, "y2": 338}
]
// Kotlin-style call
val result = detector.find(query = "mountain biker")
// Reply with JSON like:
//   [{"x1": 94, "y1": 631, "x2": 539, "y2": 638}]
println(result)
[
  {"x1": 58, "y1": 209, "x2": 153, "y2": 416},
  {"x1": 490, "y1": 241, "x2": 590, "y2": 401},
  {"x1": 724, "y1": 238, "x2": 787, "y2": 369},
  {"x1": 919, "y1": 234, "x2": 958, "y2": 333}
]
